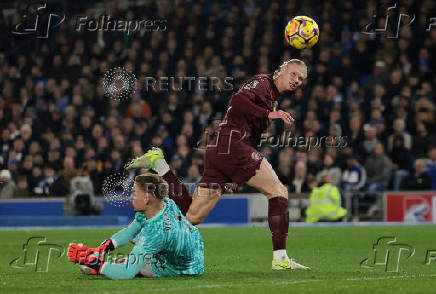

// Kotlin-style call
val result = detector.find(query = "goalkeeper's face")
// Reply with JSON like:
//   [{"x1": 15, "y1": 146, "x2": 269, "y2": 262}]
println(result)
[{"x1": 131, "y1": 183, "x2": 150, "y2": 212}]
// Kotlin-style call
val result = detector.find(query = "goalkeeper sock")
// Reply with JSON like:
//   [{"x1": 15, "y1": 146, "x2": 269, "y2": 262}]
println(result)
[
  {"x1": 268, "y1": 196, "x2": 289, "y2": 251},
  {"x1": 162, "y1": 170, "x2": 192, "y2": 215},
  {"x1": 154, "y1": 158, "x2": 170, "y2": 176}
]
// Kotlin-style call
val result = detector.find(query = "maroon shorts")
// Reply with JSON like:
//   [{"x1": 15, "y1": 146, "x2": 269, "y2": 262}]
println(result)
[{"x1": 198, "y1": 135, "x2": 263, "y2": 189}]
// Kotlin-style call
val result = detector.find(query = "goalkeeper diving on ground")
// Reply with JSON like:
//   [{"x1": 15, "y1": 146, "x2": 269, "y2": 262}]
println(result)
[{"x1": 67, "y1": 173, "x2": 204, "y2": 279}]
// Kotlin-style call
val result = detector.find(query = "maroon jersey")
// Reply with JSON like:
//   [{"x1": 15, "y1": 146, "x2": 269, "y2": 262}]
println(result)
[
  {"x1": 199, "y1": 74, "x2": 280, "y2": 188},
  {"x1": 217, "y1": 74, "x2": 279, "y2": 145}
]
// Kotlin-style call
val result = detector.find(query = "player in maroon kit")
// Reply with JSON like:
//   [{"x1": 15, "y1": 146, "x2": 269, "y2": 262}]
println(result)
[{"x1": 126, "y1": 59, "x2": 309, "y2": 270}]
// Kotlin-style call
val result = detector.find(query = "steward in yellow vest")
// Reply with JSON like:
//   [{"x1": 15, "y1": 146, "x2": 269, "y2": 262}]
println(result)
[{"x1": 306, "y1": 171, "x2": 346, "y2": 222}]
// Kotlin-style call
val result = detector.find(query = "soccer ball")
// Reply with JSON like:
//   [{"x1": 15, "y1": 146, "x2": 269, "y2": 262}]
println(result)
[{"x1": 284, "y1": 16, "x2": 319, "y2": 49}]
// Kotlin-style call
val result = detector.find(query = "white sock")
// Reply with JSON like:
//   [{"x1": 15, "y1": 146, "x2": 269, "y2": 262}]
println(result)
[
  {"x1": 153, "y1": 158, "x2": 170, "y2": 176},
  {"x1": 273, "y1": 249, "x2": 289, "y2": 262}
]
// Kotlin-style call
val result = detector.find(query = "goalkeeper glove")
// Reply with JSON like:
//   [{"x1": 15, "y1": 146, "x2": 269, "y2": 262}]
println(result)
[
  {"x1": 68, "y1": 243, "x2": 105, "y2": 275},
  {"x1": 87, "y1": 239, "x2": 116, "y2": 256}
]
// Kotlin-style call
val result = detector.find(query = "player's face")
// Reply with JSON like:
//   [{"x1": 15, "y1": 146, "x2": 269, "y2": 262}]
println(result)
[
  {"x1": 280, "y1": 63, "x2": 307, "y2": 91},
  {"x1": 131, "y1": 183, "x2": 148, "y2": 211}
]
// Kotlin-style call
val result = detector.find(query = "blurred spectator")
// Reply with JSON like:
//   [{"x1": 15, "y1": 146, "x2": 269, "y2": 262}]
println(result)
[
  {"x1": 289, "y1": 161, "x2": 309, "y2": 193},
  {"x1": 342, "y1": 154, "x2": 366, "y2": 191},
  {"x1": 307, "y1": 150, "x2": 322, "y2": 176},
  {"x1": 400, "y1": 159, "x2": 432, "y2": 191},
  {"x1": 0, "y1": 169, "x2": 16, "y2": 198},
  {"x1": 317, "y1": 153, "x2": 341, "y2": 187},
  {"x1": 387, "y1": 118, "x2": 412, "y2": 152},
  {"x1": 276, "y1": 150, "x2": 292, "y2": 188},
  {"x1": 34, "y1": 166, "x2": 58, "y2": 196},
  {"x1": 425, "y1": 146, "x2": 436, "y2": 190},
  {"x1": 412, "y1": 122, "x2": 436, "y2": 158},
  {"x1": 365, "y1": 142, "x2": 392, "y2": 192},
  {"x1": 18, "y1": 155, "x2": 33, "y2": 183},
  {"x1": 170, "y1": 154, "x2": 185, "y2": 178},
  {"x1": 13, "y1": 175, "x2": 31, "y2": 197},
  {"x1": 389, "y1": 136, "x2": 412, "y2": 190},
  {"x1": 358, "y1": 124, "x2": 378, "y2": 160},
  {"x1": 182, "y1": 165, "x2": 201, "y2": 195},
  {"x1": 53, "y1": 157, "x2": 82, "y2": 196},
  {"x1": 348, "y1": 115, "x2": 364, "y2": 150}
]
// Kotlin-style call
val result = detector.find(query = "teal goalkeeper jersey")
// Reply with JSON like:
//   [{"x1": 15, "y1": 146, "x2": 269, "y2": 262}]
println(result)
[{"x1": 100, "y1": 198, "x2": 204, "y2": 279}]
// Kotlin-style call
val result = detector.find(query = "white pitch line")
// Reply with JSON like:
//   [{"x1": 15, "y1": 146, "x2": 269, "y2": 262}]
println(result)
[
  {"x1": 344, "y1": 273, "x2": 436, "y2": 281},
  {"x1": 98, "y1": 273, "x2": 436, "y2": 294}
]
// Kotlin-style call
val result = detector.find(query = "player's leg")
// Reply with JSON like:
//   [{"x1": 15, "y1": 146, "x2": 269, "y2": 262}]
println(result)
[
  {"x1": 245, "y1": 158, "x2": 309, "y2": 270},
  {"x1": 81, "y1": 258, "x2": 157, "y2": 277},
  {"x1": 125, "y1": 147, "x2": 192, "y2": 215},
  {"x1": 184, "y1": 157, "x2": 231, "y2": 225},
  {"x1": 161, "y1": 170, "x2": 192, "y2": 215},
  {"x1": 185, "y1": 186, "x2": 222, "y2": 225},
  {"x1": 185, "y1": 179, "x2": 238, "y2": 225}
]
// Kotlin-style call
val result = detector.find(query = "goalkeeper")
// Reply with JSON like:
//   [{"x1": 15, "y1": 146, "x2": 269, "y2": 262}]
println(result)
[{"x1": 67, "y1": 173, "x2": 204, "y2": 279}]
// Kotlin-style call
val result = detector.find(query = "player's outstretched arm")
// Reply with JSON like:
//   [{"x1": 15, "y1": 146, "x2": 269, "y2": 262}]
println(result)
[
  {"x1": 100, "y1": 247, "x2": 148, "y2": 279},
  {"x1": 68, "y1": 219, "x2": 141, "y2": 263},
  {"x1": 101, "y1": 233, "x2": 164, "y2": 279},
  {"x1": 109, "y1": 217, "x2": 142, "y2": 248}
]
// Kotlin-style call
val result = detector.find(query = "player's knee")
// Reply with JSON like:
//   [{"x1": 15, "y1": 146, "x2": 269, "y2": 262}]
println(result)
[
  {"x1": 280, "y1": 184, "x2": 289, "y2": 199},
  {"x1": 265, "y1": 182, "x2": 288, "y2": 199}
]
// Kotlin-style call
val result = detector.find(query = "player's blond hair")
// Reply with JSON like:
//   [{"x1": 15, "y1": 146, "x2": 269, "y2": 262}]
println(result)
[
  {"x1": 135, "y1": 173, "x2": 168, "y2": 200},
  {"x1": 273, "y1": 59, "x2": 307, "y2": 80}
]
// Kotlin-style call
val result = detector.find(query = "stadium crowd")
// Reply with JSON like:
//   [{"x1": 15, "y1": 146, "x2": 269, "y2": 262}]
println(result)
[{"x1": 0, "y1": 0, "x2": 435, "y2": 198}]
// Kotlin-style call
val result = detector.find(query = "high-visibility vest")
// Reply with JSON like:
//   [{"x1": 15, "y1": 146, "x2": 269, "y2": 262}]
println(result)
[{"x1": 305, "y1": 183, "x2": 347, "y2": 223}]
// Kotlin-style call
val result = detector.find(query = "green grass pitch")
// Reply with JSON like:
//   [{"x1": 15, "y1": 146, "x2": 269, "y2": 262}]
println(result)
[{"x1": 1, "y1": 225, "x2": 436, "y2": 294}]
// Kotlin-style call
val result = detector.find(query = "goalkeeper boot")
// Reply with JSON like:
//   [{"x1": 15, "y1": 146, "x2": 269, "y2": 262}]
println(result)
[
  {"x1": 124, "y1": 147, "x2": 164, "y2": 170},
  {"x1": 272, "y1": 257, "x2": 310, "y2": 270}
]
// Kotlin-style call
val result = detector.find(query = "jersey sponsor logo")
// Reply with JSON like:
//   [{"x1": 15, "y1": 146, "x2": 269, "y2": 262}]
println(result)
[
  {"x1": 164, "y1": 211, "x2": 172, "y2": 231},
  {"x1": 243, "y1": 80, "x2": 259, "y2": 90},
  {"x1": 251, "y1": 151, "x2": 262, "y2": 161}
]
